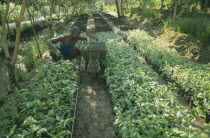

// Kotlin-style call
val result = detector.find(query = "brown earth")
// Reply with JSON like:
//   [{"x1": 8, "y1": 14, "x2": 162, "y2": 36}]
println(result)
[{"x1": 72, "y1": 68, "x2": 115, "y2": 138}]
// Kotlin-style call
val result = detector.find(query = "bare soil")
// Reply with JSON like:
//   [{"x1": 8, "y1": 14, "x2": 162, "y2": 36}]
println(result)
[
  {"x1": 73, "y1": 68, "x2": 115, "y2": 138},
  {"x1": 92, "y1": 14, "x2": 113, "y2": 32},
  {"x1": 73, "y1": 14, "x2": 88, "y2": 32}
]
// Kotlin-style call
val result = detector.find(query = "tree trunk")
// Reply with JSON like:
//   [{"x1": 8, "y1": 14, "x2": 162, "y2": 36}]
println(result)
[
  {"x1": 67, "y1": 1, "x2": 72, "y2": 14},
  {"x1": 176, "y1": 1, "x2": 187, "y2": 18},
  {"x1": 160, "y1": 0, "x2": 165, "y2": 10},
  {"x1": 2, "y1": 0, "x2": 10, "y2": 59},
  {"x1": 27, "y1": 7, "x2": 42, "y2": 58},
  {"x1": 12, "y1": 0, "x2": 27, "y2": 66},
  {"x1": 139, "y1": 0, "x2": 147, "y2": 9},
  {"x1": 6, "y1": 20, "x2": 11, "y2": 39},
  {"x1": 115, "y1": 0, "x2": 121, "y2": 18},
  {"x1": 49, "y1": 2, "x2": 54, "y2": 37},
  {"x1": 142, "y1": 0, "x2": 146, "y2": 9},
  {"x1": 7, "y1": 5, "x2": 17, "y2": 39},
  {"x1": 58, "y1": 5, "x2": 61, "y2": 24},
  {"x1": 1, "y1": 0, "x2": 20, "y2": 89},
  {"x1": 173, "y1": 0, "x2": 178, "y2": 21},
  {"x1": 173, "y1": 0, "x2": 188, "y2": 21},
  {"x1": 120, "y1": 0, "x2": 123, "y2": 16},
  {"x1": 36, "y1": 3, "x2": 51, "y2": 31},
  {"x1": 31, "y1": 6, "x2": 42, "y2": 57},
  {"x1": 7, "y1": 60, "x2": 20, "y2": 90}
]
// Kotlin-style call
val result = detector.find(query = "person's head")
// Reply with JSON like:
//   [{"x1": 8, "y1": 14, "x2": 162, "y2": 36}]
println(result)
[{"x1": 70, "y1": 26, "x2": 80, "y2": 38}]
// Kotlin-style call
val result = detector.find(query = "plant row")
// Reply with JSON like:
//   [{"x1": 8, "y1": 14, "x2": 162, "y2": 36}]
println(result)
[
  {"x1": 97, "y1": 32, "x2": 207, "y2": 137},
  {"x1": 127, "y1": 30, "x2": 210, "y2": 122},
  {"x1": 0, "y1": 60, "x2": 79, "y2": 137}
]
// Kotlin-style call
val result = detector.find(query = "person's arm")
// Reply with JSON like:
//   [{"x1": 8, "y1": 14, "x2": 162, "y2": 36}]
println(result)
[
  {"x1": 46, "y1": 35, "x2": 65, "y2": 52},
  {"x1": 79, "y1": 36, "x2": 89, "y2": 43}
]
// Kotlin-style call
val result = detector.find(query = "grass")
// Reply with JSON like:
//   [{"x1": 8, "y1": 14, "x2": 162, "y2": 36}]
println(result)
[
  {"x1": 171, "y1": 17, "x2": 210, "y2": 42},
  {"x1": 21, "y1": 32, "x2": 48, "y2": 72},
  {"x1": 104, "y1": 5, "x2": 116, "y2": 11}
]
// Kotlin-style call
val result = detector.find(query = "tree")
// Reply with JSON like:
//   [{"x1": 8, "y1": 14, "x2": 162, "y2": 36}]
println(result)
[
  {"x1": 115, "y1": 0, "x2": 126, "y2": 18},
  {"x1": 173, "y1": 0, "x2": 188, "y2": 21},
  {"x1": 160, "y1": 0, "x2": 165, "y2": 10},
  {"x1": 115, "y1": 0, "x2": 121, "y2": 18},
  {"x1": 139, "y1": 0, "x2": 147, "y2": 9},
  {"x1": 203, "y1": 0, "x2": 209, "y2": 12},
  {"x1": 1, "y1": 0, "x2": 27, "y2": 90},
  {"x1": 27, "y1": 2, "x2": 42, "y2": 58},
  {"x1": 49, "y1": 0, "x2": 55, "y2": 37},
  {"x1": 6, "y1": 4, "x2": 17, "y2": 39}
]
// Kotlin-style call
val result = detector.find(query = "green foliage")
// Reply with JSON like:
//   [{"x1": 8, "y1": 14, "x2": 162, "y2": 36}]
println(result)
[
  {"x1": 120, "y1": 1, "x2": 210, "y2": 42},
  {"x1": 141, "y1": 9, "x2": 162, "y2": 19},
  {"x1": 21, "y1": 36, "x2": 46, "y2": 72},
  {"x1": 15, "y1": 66, "x2": 26, "y2": 81},
  {"x1": 127, "y1": 30, "x2": 210, "y2": 119},
  {"x1": 171, "y1": 17, "x2": 210, "y2": 42},
  {"x1": 63, "y1": 14, "x2": 73, "y2": 24},
  {"x1": 34, "y1": 20, "x2": 46, "y2": 28},
  {"x1": 21, "y1": 23, "x2": 31, "y2": 31},
  {"x1": 104, "y1": 5, "x2": 116, "y2": 11},
  {"x1": 97, "y1": 31, "x2": 207, "y2": 137},
  {"x1": 0, "y1": 60, "x2": 79, "y2": 137},
  {"x1": 0, "y1": 40, "x2": 15, "y2": 55},
  {"x1": 46, "y1": 15, "x2": 59, "y2": 21}
]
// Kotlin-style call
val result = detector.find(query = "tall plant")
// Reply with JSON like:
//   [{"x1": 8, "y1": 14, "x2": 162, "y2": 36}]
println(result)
[{"x1": 27, "y1": 2, "x2": 42, "y2": 58}]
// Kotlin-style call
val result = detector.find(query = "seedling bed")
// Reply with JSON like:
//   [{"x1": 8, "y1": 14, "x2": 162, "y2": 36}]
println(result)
[
  {"x1": 73, "y1": 14, "x2": 88, "y2": 32},
  {"x1": 92, "y1": 14, "x2": 113, "y2": 32},
  {"x1": 101, "y1": 12, "x2": 135, "y2": 31}
]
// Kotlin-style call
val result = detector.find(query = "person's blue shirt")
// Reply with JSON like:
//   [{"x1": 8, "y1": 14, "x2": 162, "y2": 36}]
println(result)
[{"x1": 60, "y1": 43, "x2": 75, "y2": 54}]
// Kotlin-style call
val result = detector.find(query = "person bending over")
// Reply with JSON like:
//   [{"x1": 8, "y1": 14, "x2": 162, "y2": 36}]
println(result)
[{"x1": 46, "y1": 26, "x2": 89, "y2": 61}]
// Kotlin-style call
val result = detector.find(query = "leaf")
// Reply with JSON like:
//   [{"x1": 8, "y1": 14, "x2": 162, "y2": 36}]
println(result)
[
  {"x1": 37, "y1": 128, "x2": 47, "y2": 136},
  {"x1": 7, "y1": 125, "x2": 17, "y2": 137},
  {"x1": 196, "y1": 107, "x2": 206, "y2": 118}
]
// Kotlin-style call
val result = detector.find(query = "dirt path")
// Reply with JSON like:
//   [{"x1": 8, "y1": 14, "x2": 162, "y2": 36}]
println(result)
[
  {"x1": 72, "y1": 14, "x2": 115, "y2": 138},
  {"x1": 0, "y1": 14, "x2": 62, "y2": 31},
  {"x1": 73, "y1": 71, "x2": 115, "y2": 138}
]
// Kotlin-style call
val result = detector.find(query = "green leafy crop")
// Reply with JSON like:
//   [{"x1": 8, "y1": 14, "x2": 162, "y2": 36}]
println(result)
[
  {"x1": 0, "y1": 60, "x2": 79, "y2": 137},
  {"x1": 127, "y1": 30, "x2": 210, "y2": 121},
  {"x1": 97, "y1": 31, "x2": 207, "y2": 137}
]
